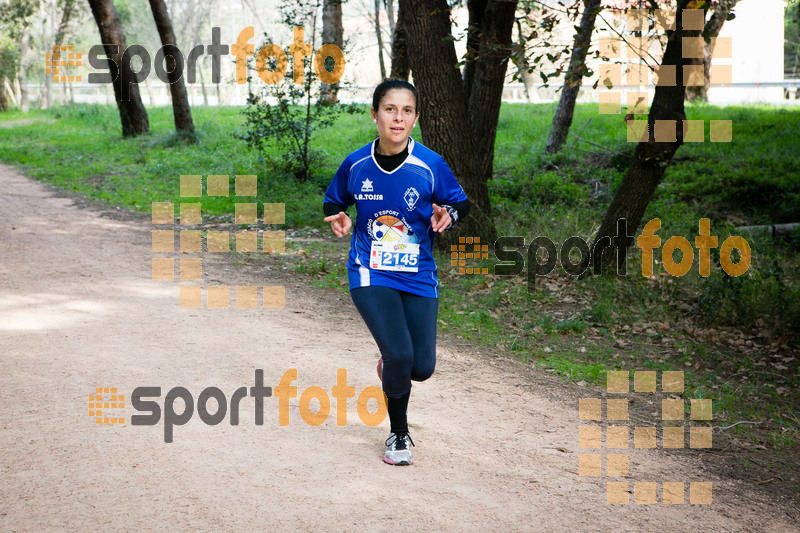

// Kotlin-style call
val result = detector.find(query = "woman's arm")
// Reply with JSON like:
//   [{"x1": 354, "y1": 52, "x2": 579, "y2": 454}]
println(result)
[
  {"x1": 440, "y1": 199, "x2": 470, "y2": 230},
  {"x1": 323, "y1": 202, "x2": 348, "y2": 217}
]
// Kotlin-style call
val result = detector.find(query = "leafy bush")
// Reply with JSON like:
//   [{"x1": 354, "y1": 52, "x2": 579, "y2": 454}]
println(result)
[{"x1": 238, "y1": 80, "x2": 357, "y2": 181}]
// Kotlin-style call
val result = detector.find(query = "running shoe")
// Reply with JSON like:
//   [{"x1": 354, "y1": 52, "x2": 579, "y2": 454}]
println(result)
[
  {"x1": 383, "y1": 432, "x2": 414, "y2": 465},
  {"x1": 377, "y1": 357, "x2": 383, "y2": 382}
]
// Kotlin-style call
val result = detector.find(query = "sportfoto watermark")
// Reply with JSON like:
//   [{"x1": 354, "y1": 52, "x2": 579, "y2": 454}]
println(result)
[
  {"x1": 151, "y1": 174, "x2": 286, "y2": 309},
  {"x1": 453, "y1": 218, "x2": 751, "y2": 291},
  {"x1": 90, "y1": 369, "x2": 387, "y2": 443},
  {"x1": 87, "y1": 26, "x2": 345, "y2": 100},
  {"x1": 579, "y1": 370, "x2": 714, "y2": 505}
]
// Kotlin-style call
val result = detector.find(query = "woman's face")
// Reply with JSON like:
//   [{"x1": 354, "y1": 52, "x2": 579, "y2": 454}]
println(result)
[{"x1": 371, "y1": 89, "x2": 419, "y2": 151}]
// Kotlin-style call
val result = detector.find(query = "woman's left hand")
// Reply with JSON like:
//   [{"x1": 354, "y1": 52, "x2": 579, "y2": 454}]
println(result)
[{"x1": 431, "y1": 204, "x2": 452, "y2": 233}]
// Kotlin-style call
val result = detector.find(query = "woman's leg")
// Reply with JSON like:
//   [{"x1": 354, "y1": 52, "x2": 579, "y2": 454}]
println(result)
[
  {"x1": 351, "y1": 287, "x2": 438, "y2": 438},
  {"x1": 399, "y1": 291, "x2": 439, "y2": 382},
  {"x1": 350, "y1": 286, "x2": 437, "y2": 465},
  {"x1": 350, "y1": 286, "x2": 414, "y2": 399}
]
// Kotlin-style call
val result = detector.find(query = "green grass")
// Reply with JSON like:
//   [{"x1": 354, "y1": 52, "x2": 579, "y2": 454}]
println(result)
[
  {"x1": 0, "y1": 104, "x2": 375, "y2": 227},
  {"x1": 3, "y1": 101, "x2": 798, "y2": 229},
  {"x1": 1, "y1": 101, "x2": 798, "y2": 450}
]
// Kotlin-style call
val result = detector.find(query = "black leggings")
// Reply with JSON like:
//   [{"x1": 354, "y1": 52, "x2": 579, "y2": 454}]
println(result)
[{"x1": 350, "y1": 286, "x2": 438, "y2": 398}]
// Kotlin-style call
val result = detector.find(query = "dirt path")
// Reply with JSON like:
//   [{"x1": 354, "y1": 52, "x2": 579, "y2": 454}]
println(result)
[{"x1": 0, "y1": 165, "x2": 795, "y2": 532}]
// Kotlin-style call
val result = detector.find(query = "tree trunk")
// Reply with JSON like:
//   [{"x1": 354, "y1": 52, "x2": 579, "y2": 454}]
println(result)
[
  {"x1": 40, "y1": 11, "x2": 51, "y2": 109},
  {"x1": 17, "y1": 31, "x2": 30, "y2": 112},
  {"x1": 686, "y1": 0, "x2": 737, "y2": 101},
  {"x1": 389, "y1": 0, "x2": 409, "y2": 79},
  {"x1": 143, "y1": 76, "x2": 155, "y2": 106},
  {"x1": 148, "y1": 0, "x2": 194, "y2": 133},
  {"x1": 87, "y1": 0, "x2": 150, "y2": 136},
  {"x1": 0, "y1": 77, "x2": 9, "y2": 111},
  {"x1": 6, "y1": 78, "x2": 17, "y2": 106},
  {"x1": 384, "y1": 0, "x2": 396, "y2": 37},
  {"x1": 544, "y1": 0, "x2": 601, "y2": 154},
  {"x1": 13, "y1": 77, "x2": 21, "y2": 106},
  {"x1": 321, "y1": 0, "x2": 343, "y2": 103},
  {"x1": 586, "y1": 0, "x2": 698, "y2": 274},
  {"x1": 198, "y1": 62, "x2": 209, "y2": 106},
  {"x1": 53, "y1": 0, "x2": 76, "y2": 106},
  {"x1": 462, "y1": 0, "x2": 487, "y2": 104},
  {"x1": 467, "y1": 0, "x2": 518, "y2": 182},
  {"x1": 54, "y1": 0, "x2": 75, "y2": 49},
  {"x1": 4, "y1": 78, "x2": 17, "y2": 107},
  {"x1": 512, "y1": 19, "x2": 532, "y2": 102},
  {"x1": 40, "y1": 76, "x2": 51, "y2": 108},
  {"x1": 374, "y1": 0, "x2": 387, "y2": 80},
  {"x1": 401, "y1": 0, "x2": 499, "y2": 247}
]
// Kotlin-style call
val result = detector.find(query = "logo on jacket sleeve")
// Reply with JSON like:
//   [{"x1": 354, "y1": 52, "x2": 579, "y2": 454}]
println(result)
[{"x1": 404, "y1": 187, "x2": 420, "y2": 211}]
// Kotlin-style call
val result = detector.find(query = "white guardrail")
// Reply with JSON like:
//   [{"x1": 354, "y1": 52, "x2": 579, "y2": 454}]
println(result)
[{"x1": 21, "y1": 81, "x2": 800, "y2": 107}]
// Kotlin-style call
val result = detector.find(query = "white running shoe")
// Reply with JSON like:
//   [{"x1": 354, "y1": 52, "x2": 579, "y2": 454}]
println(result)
[{"x1": 383, "y1": 432, "x2": 414, "y2": 465}]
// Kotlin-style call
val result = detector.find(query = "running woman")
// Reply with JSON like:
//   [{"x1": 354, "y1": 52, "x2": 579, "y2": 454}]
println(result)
[{"x1": 323, "y1": 79, "x2": 470, "y2": 465}]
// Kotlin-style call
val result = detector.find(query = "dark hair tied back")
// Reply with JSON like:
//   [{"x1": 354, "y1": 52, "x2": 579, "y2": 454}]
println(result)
[{"x1": 372, "y1": 79, "x2": 418, "y2": 112}]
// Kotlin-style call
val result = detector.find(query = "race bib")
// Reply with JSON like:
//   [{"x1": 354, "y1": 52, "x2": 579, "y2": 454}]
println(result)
[{"x1": 370, "y1": 241, "x2": 420, "y2": 272}]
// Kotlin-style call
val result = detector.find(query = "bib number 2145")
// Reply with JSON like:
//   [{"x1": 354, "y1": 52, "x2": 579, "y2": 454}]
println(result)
[{"x1": 370, "y1": 242, "x2": 420, "y2": 272}]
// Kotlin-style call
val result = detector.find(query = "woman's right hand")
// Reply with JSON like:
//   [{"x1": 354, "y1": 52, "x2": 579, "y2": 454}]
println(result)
[{"x1": 324, "y1": 211, "x2": 352, "y2": 237}]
